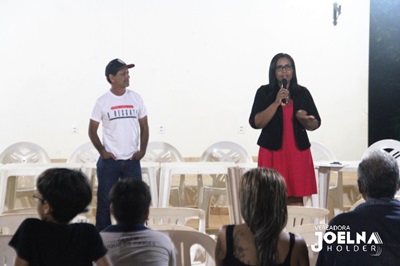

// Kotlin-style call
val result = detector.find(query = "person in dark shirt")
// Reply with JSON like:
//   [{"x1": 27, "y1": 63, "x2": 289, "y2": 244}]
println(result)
[
  {"x1": 9, "y1": 168, "x2": 111, "y2": 266},
  {"x1": 316, "y1": 151, "x2": 400, "y2": 265},
  {"x1": 249, "y1": 53, "x2": 321, "y2": 206}
]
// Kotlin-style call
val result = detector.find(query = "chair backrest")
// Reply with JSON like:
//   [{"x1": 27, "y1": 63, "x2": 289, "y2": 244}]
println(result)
[
  {"x1": 200, "y1": 141, "x2": 253, "y2": 163},
  {"x1": 2, "y1": 207, "x2": 37, "y2": 215},
  {"x1": 159, "y1": 229, "x2": 216, "y2": 266},
  {"x1": 67, "y1": 142, "x2": 98, "y2": 163},
  {"x1": 0, "y1": 142, "x2": 50, "y2": 164},
  {"x1": 142, "y1": 142, "x2": 184, "y2": 162},
  {"x1": 290, "y1": 223, "x2": 327, "y2": 266},
  {"x1": 286, "y1": 206, "x2": 329, "y2": 230},
  {"x1": 148, "y1": 224, "x2": 196, "y2": 231},
  {"x1": 290, "y1": 223, "x2": 327, "y2": 245},
  {"x1": 349, "y1": 198, "x2": 365, "y2": 211},
  {"x1": 199, "y1": 141, "x2": 252, "y2": 188},
  {"x1": 0, "y1": 234, "x2": 15, "y2": 266},
  {"x1": 141, "y1": 142, "x2": 184, "y2": 207},
  {"x1": 310, "y1": 141, "x2": 337, "y2": 161},
  {"x1": 148, "y1": 207, "x2": 206, "y2": 233},
  {"x1": 0, "y1": 213, "x2": 39, "y2": 234},
  {"x1": 362, "y1": 139, "x2": 400, "y2": 163}
]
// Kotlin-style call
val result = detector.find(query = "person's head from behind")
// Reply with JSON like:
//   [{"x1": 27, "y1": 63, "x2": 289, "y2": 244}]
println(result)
[
  {"x1": 109, "y1": 179, "x2": 151, "y2": 225},
  {"x1": 36, "y1": 168, "x2": 92, "y2": 223},
  {"x1": 240, "y1": 167, "x2": 288, "y2": 265},
  {"x1": 269, "y1": 53, "x2": 298, "y2": 92},
  {"x1": 358, "y1": 151, "x2": 400, "y2": 199}
]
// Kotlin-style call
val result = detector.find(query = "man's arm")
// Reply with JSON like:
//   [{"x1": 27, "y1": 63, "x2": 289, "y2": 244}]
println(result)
[
  {"x1": 13, "y1": 256, "x2": 29, "y2": 266},
  {"x1": 132, "y1": 116, "x2": 149, "y2": 160},
  {"x1": 88, "y1": 119, "x2": 116, "y2": 160}
]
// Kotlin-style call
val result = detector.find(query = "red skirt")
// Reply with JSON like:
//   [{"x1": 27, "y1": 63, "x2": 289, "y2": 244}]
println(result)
[{"x1": 258, "y1": 102, "x2": 317, "y2": 197}]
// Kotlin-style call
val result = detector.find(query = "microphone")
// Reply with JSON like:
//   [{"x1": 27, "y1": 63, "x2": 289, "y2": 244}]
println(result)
[{"x1": 281, "y1": 79, "x2": 288, "y2": 105}]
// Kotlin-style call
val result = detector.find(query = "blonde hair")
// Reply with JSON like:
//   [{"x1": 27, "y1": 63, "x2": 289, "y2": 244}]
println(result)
[{"x1": 240, "y1": 168, "x2": 288, "y2": 265}]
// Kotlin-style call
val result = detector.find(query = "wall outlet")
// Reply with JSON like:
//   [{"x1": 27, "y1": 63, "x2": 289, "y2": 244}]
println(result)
[
  {"x1": 72, "y1": 124, "x2": 79, "y2": 134},
  {"x1": 238, "y1": 124, "x2": 245, "y2": 134},
  {"x1": 158, "y1": 125, "x2": 165, "y2": 134}
]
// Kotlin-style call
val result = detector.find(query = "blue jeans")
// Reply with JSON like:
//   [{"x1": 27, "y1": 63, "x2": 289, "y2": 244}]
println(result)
[{"x1": 95, "y1": 158, "x2": 142, "y2": 231}]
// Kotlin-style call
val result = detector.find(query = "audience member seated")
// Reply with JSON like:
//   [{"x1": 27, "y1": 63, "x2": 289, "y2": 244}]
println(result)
[
  {"x1": 215, "y1": 168, "x2": 309, "y2": 266},
  {"x1": 101, "y1": 178, "x2": 176, "y2": 266},
  {"x1": 316, "y1": 151, "x2": 400, "y2": 265},
  {"x1": 9, "y1": 168, "x2": 111, "y2": 266}
]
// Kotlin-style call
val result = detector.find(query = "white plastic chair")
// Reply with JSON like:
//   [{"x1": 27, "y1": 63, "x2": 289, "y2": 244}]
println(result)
[
  {"x1": 0, "y1": 142, "x2": 50, "y2": 164},
  {"x1": 143, "y1": 142, "x2": 185, "y2": 163},
  {"x1": 0, "y1": 234, "x2": 15, "y2": 265},
  {"x1": 70, "y1": 142, "x2": 159, "y2": 208},
  {"x1": 310, "y1": 141, "x2": 343, "y2": 214},
  {"x1": 67, "y1": 142, "x2": 99, "y2": 208},
  {"x1": 0, "y1": 213, "x2": 39, "y2": 234},
  {"x1": 143, "y1": 142, "x2": 186, "y2": 206},
  {"x1": 148, "y1": 224, "x2": 197, "y2": 231},
  {"x1": 362, "y1": 139, "x2": 400, "y2": 163},
  {"x1": 349, "y1": 198, "x2": 365, "y2": 211},
  {"x1": 347, "y1": 139, "x2": 400, "y2": 208},
  {"x1": 148, "y1": 207, "x2": 206, "y2": 233},
  {"x1": 67, "y1": 142, "x2": 98, "y2": 164},
  {"x1": 0, "y1": 142, "x2": 50, "y2": 211},
  {"x1": 310, "y1": 141, "x2": 337, "y2": 161},
  {"x1": 158, "y1": 229, "x2": 216, "y2": 266},
  {"x1": 362, "y1": 139, "x2": 400, "y2": 198},
  {"x1": 286, "y1": 206, "x2": 329, "y2": 231},
  {"x1": 290, "y1": 223, "x2": 327, "y2": 266},
  {"x1": 198, "y1": 141, "x2": 253, "y2": 227},
  {"x1": 2, "y1": 207, "x2": 37, "y2": 215}
]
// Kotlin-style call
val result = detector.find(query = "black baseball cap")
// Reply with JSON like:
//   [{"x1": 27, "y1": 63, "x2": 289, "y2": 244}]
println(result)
[{"x1": 105, "y1": 58, "x2": 135, "y2": 78}]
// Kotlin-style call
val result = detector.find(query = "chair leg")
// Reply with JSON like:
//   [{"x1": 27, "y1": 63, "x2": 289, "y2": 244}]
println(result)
[
  {"x1": 6, "y1": 176, "x2": 18, "y2": 211},
  {"x1": 169, "y1": 187, "x2": 182, "y2": 207},
  {"x1": 199, "y1": 188, "x2": 210, "y2": 228},
  {"x1": 328, "y1": 171, "x2": 344, "y2": 216},
  {"x1": 334, "y1": 172, "x2": 343, "y2": 215},
  {"x1": 201, "y1": 188, "x2": 228, "y2": 229},
  {"x1": 178, "y1": 174, "x2": 186, "y2": 207},
  {"x1": 303, "y1": 196, "x2": 313, "y2": 206}
]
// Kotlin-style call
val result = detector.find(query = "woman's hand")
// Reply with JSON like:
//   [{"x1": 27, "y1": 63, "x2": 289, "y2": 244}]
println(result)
[
  {"x1": 296, "y1": 110, "x2": 319, "y2": 130},
  {"x1": 275, "y1": 88, "x2": 289, "y2": 105}
]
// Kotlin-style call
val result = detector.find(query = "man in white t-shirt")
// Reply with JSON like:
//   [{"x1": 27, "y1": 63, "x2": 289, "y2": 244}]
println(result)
[
  {"x1": 101, "y1": 179, "x2": 176, "y2": 266},
  {"x1": 89, "y1": 58, "x2": 149, "y2": 231}
]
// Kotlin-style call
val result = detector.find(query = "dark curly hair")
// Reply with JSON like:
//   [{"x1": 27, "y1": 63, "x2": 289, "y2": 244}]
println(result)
[
  {"x1": 109, "y1": 179, "x2": 151, "y2": 225},
  {"x1": 37, "y1": 168, "x2": 92, "y2": 223}
]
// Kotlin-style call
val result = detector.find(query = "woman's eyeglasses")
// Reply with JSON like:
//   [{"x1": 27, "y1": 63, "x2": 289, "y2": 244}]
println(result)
[{"x1": 276, "y1": 64, "x2": 293, "y2": 72}]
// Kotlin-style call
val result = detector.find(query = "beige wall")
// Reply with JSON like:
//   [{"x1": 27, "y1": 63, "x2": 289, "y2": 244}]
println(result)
[{"x1": 0, "y1": 0, "x2": 369, "y2": 160}]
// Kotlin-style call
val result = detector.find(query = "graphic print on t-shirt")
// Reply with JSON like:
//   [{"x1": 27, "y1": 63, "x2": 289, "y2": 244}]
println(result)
[{"x1": 108, "y1": 105, "x2": 138, "y2": 121}]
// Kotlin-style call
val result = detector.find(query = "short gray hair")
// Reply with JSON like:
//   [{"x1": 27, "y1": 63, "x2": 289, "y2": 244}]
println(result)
[{"x1": 358, "y1": 151, "x2": 400, "y2": 198}]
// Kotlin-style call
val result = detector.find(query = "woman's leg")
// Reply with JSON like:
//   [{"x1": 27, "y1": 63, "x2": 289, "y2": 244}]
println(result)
[{"x1": 287, "y1": 196, "x2": 304, "y2": 206}]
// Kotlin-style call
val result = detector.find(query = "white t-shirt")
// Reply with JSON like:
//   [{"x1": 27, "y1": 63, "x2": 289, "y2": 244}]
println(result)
[
  {"x1": 101, "y1": 229, "x2": 176, "y2": 266},
  {"x1": 90, "y1": 89, "x2": 147, "y2": 160}
]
